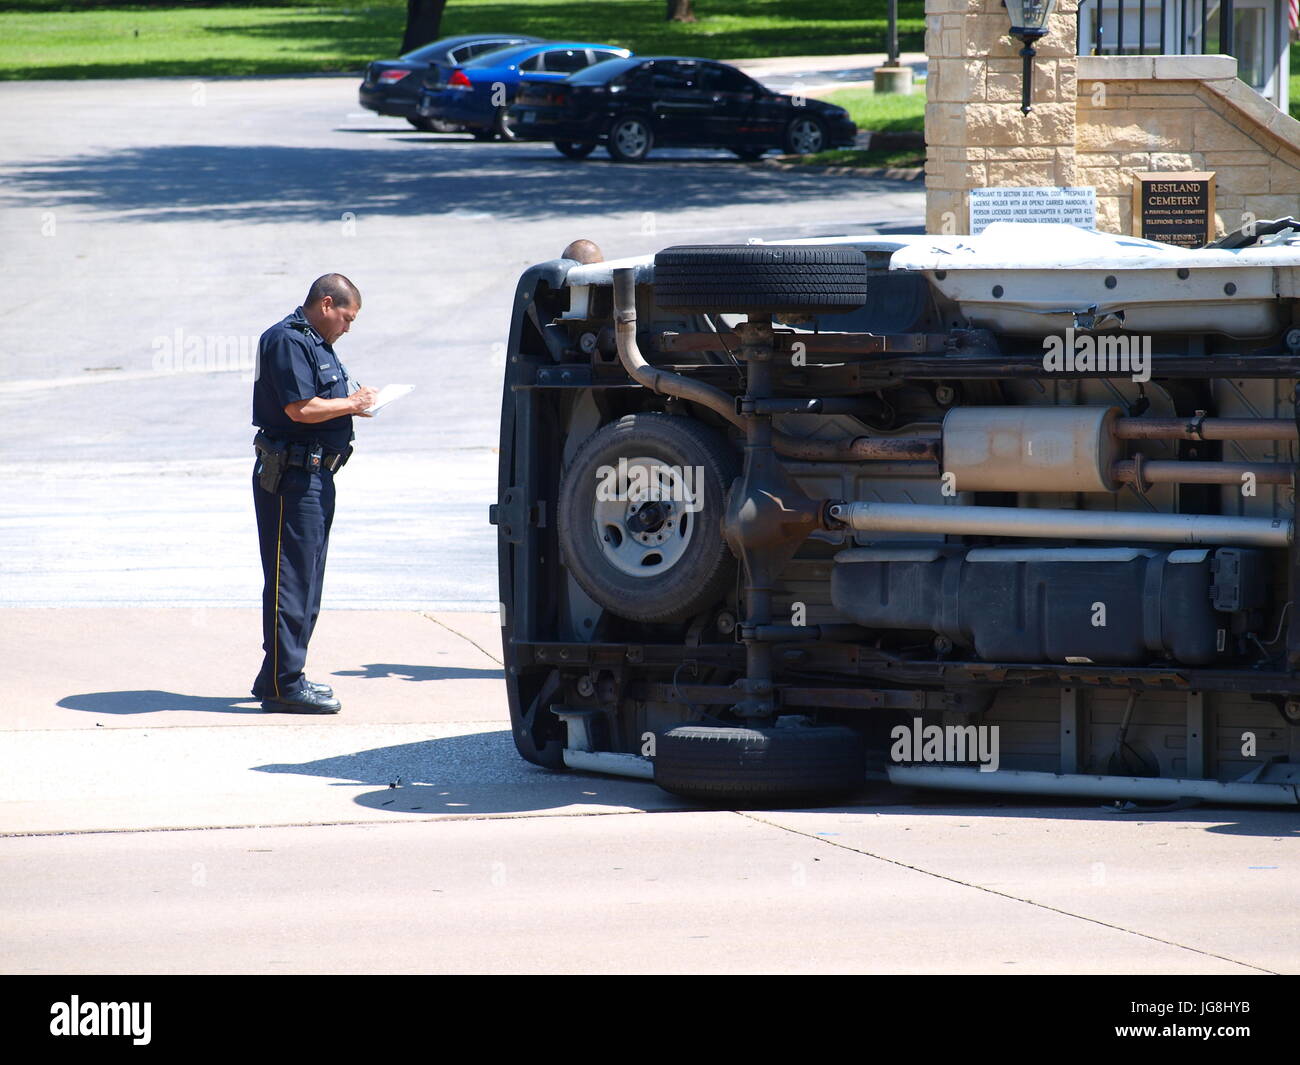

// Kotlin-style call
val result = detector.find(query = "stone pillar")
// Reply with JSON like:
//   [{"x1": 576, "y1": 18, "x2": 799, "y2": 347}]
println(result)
[{"x1": 925, "y1": 0, "x2": 1080, "y2": 233}]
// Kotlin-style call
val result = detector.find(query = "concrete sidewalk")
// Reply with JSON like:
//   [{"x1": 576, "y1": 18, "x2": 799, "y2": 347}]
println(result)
[
  {"x1": 735, "y1": 51, "x2": 928, "y2": 77},
  {"x1": 2, "y1": 607, "x2": 506, "y2": 730},
  {"x1": 735, "y1": 51, "x2": 928, "y2": 93},
  {"x1": 0, "y1": 607, "x2": 688, "y2": 835}
]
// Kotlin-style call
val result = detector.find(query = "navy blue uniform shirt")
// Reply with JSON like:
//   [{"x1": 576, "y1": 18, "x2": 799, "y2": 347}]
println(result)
[{"x1": 252, "y1": 306, "x2": 354, "y2": 451}]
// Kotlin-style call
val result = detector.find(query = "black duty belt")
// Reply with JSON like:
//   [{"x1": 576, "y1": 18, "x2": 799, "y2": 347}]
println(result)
[{"x1": 254, "y1": 431, "x2": 353, "y2": 474}]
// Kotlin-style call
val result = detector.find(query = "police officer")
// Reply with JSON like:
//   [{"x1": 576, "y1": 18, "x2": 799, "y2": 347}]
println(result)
[{"x1": 251, "y1": 274, "x2": 377, "y2": 713}]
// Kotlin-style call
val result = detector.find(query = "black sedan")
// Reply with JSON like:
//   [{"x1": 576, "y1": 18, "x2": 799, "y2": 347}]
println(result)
[
  {"x1": 360, "y1": 33, "x2": 542, "y2": 131},
  {"x1": 505, "y1": 56, "x2": 856, "y2": 162}
]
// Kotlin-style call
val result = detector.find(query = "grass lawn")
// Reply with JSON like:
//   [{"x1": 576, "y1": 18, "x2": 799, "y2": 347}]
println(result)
[
  {"x1": 820, "y1": 85, "x2": 925, "y2": 133},
  {"x1": 787, "y1": 87, "x2": 925, "y2": 170},
  {"x1": 6, "y1": 0, "x2": 1293, "y2": 127},
  {"x1": 747, "y1": 86, "x2": 926, "y2": 170},
  {"x1": 0, "y1": 0, "x2": 925, "y2": 80}
]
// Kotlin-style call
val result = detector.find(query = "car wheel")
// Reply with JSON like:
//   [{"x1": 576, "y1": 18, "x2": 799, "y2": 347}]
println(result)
[
  {"x1": 471, "y1": 128, "x2": 497, "y2": 141},
  {"x1": 783, "y1": 114, "x2": 827, "y2": 155},
  {"x1": 653, "y1": 724, "x2": 866, "y2": 804},
  {"x1": 407, "y1": 116, "x2": 436, "y2": 131},
  {"x1": 606, "y1": 114, "x2": 653, "y2": 162},
  {"x1": 494, "y1": 107, "x2": 517, "y2": 141},
  {"x1": 556, "y1": 413, "x2": 738, "y2": 623},
  {"x1": 653, "y1": 244, "x2": 871, "y2": 316},
  {"x1": 1278, "y1": 699, "x2": 1300, "y2": 727},
  {"x1": 554, "y1": 141, "x2": 596, "y2": 160},
  {"x1": 731, "y1": 146, "x2": 765, "y2": 161}
]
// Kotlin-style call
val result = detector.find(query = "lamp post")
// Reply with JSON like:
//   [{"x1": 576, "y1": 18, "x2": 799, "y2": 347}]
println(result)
[
  {"x1": 1005, "y1": 0, "x2": 1057, "y2": 114},
  {"x1": 874, "y1": 0, "x2": 913, "y2": 94},
  {"x1": 888, "y1": 0, "x2": 899, "y2": 67}
]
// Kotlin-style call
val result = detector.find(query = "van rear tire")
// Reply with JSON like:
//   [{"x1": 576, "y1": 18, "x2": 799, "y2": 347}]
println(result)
[{"x1": 556, "y1": 414, "x2": 738, "y2": 624}]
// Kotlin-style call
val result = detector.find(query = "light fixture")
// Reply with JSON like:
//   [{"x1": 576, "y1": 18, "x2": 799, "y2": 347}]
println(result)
[{"x1": 1005, "y1": 0, "x2": 1057, "y2": 114}]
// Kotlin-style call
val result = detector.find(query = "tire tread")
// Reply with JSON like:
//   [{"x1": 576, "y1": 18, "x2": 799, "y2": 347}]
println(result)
[
  {"x1": 654, "y1": 724, "x2": 865, "y2": 802},
  {"x1": 653, "y1": 245, "x2": 870, "y2": 314}
]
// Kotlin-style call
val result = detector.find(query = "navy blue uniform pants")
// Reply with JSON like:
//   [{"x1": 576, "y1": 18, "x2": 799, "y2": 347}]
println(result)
[{"x1": 252, "y1": 464, "x2": 336, "y2": 699}]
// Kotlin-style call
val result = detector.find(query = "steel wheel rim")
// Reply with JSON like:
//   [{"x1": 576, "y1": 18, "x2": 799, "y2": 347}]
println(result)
[
  {"x1": 615, "y1": 120, "x2": 648, "y2": 156},
  {"x1": 591, "y1": 456, "x2": 696, "y2": 577},
  {"x1": 790, "y1": 117, "x2": 823, "y2": 153}
]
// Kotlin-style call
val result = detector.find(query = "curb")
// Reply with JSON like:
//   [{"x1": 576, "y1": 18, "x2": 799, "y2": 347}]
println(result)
[{"x1": 761, "y1": 157, "x2": 924, "y2": 181}]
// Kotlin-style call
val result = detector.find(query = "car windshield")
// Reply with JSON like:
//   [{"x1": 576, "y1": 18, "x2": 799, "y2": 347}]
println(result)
[
  {"x1": 463, "y1": 43, "x2": 537, "y2": 68},
  {"x1": 567, "y1": 57, "x2": 638, "y2": 84}
]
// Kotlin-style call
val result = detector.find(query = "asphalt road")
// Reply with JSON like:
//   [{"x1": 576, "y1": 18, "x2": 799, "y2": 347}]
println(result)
[
  {"x1": 0, "y1": 74, "x2": 924, "y2": 610},
  {"x1": 8, "y1": 807, "x2": 1297, "y2": 975}
]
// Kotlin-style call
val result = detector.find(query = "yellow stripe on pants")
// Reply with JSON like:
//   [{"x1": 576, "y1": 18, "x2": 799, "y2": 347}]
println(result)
[{"x1": 273, "y1": 495, "x2": 284, "y2": 698}]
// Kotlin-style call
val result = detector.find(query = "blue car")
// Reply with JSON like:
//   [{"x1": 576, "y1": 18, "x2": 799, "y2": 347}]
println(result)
[
  {"x1": 417, "y1": 41, "x2": 632, "y2": 140},
  {"x1": 360, "y1": 34, "x2": 543, "y2": 131}
]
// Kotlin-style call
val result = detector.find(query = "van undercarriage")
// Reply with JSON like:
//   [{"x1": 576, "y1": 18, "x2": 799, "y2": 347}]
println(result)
[{"x1": 492, "y1": 225, "x2": 1300, "y2": 806}]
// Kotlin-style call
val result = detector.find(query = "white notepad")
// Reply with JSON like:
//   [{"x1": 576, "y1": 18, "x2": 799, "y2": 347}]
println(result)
[{"x1": 364, "y1": 383, "x2": 415, "y2": 415}]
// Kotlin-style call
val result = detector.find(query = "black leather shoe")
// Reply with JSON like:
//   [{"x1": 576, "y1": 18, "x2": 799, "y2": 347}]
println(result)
[
  {"x1": 261, "y1": 689, "x2": 342, "y2": 714},
  {"x1": 305, "y1": 679, "x2": 334, "y2": 697}
]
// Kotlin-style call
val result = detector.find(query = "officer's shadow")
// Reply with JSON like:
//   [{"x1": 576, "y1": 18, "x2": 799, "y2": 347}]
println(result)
[{"x1": 57, "y1": 690, "x2": 261, "y2": 716}]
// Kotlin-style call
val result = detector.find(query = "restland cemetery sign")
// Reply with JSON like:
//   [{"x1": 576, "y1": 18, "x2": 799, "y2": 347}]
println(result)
[{"x1": 1132, "y1": 172, "x2": 1216, "y2": 248}]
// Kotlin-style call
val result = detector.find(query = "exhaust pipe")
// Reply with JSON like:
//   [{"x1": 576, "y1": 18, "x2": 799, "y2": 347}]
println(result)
[
  {"x1": 612, "y1": 268, "x2": 747, "y2": 431},
  {"x1": 611, "y1": 269, "x2": 939, "y2": 463},
  {"x1": 1114, "y1": 459, "x2": 1294, "y2": 487},
  {"x1": 1115, "y1": 417, "x2": 1299, "y2": 441}
]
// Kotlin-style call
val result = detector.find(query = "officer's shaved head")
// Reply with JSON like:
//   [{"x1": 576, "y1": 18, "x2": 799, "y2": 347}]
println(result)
[
  {"x1": 562, "y1": 239, "x2": 604, "y2": 264},
  {"x1": 306, "y1": 273, "x2": 361, "y2": 310}
]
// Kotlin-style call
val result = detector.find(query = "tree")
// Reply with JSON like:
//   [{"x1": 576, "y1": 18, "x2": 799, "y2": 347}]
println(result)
[
  {"x1": 666, "y1": 0, "x2": 696, "y2": 23},
  {"x1": 401, "y1": 0, "x2": 448, "y2": 55}
]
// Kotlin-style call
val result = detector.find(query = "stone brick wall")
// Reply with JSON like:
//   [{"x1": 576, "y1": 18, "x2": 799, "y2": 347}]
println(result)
[
  {"x1": 924, "y1": 4, "x2": 1300, "y2": 236},
  {"x1": 1075, "y1": 55, "x2": 1300, "y2": 237},
  {"x1": 925, "y1": 0, "x2": 1080, "y2": 233}
]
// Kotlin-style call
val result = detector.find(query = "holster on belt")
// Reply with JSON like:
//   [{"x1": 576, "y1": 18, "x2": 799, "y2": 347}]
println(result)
[{"x1": 253, "y1": 431, "x2": 289, "y2": 493}]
